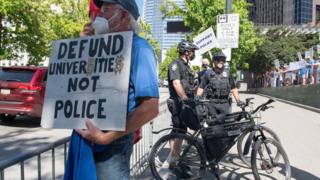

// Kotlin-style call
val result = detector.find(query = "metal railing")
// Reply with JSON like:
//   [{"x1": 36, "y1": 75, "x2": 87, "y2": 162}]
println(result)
[
  {"x1": 0, "y1": 101, "x2": 168, "y2": 180},
  {"x1": 0, "y1": 137, "x2": 69, "y2": 180},
  {"x1": 130, "y1": 122, "x2": 154, "y2": 179}
]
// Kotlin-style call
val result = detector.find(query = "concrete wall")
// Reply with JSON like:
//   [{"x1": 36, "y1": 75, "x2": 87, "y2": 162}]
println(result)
[{"x1": 253, "y1": 84, "x2": 320, "y2": 109}]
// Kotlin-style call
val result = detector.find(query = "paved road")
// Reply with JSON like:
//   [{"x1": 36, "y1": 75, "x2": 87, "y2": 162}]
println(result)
[
  {"x1": 0, "y1": 117, "x2": 71, "y2": 179},
  {"x1": 1, "y1": 90, "x2": 319, "y2": 180},
  {"x1": 139, "y1": 93, "x2": 320, "y2": 180}
]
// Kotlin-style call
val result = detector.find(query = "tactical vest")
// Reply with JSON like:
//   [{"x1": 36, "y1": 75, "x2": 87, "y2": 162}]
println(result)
[
  {"x1": 180, "y1": 64, "x2": 195, "y2": 97},
  {"x1": 206, "y1": 70, "x2": 231, "y2": 103}
]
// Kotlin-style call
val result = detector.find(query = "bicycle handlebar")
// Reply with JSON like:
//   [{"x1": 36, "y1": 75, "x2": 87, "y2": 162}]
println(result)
[{"x1": 251, "y1": 98, "x2": 275, "y2": 114}]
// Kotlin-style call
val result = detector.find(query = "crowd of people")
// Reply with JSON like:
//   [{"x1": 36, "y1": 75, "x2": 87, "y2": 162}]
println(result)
[{"x1": 253, "y1": 58, "x2": 320, "y2": 88}]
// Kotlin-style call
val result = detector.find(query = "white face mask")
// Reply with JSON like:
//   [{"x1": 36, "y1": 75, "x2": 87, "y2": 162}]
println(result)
[{"x1": 92, "y1": 12, "x2": 120, "y2": 35}]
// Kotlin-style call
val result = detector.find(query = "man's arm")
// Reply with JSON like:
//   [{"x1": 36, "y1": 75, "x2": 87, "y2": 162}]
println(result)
[
  {"x1": 77, "y1": 97, "x2": 159, "y2": 145},
  {"x1": 231, "y1": 88, "x2": 240, "y2": 102},
  {"x1": 172, "y1": 79, "x2": 188, "y2": 99},
  {"x1": 196, "y1": 73, "x2": 209, "y2": 96},
  {"x1": 229, "y1": 73, "x2": 241, "y2": 102},
  {"x1": 196, "y1": 87, "x2": 204, "y2": 96}
]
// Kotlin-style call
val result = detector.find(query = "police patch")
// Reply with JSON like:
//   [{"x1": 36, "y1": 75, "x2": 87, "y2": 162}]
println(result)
[
  {"x1": 172, "y1": 64, "x2": 178, "y2": 71},
  {"x1": 222, "y1": 71, "x2": 228, "y2": 77}
]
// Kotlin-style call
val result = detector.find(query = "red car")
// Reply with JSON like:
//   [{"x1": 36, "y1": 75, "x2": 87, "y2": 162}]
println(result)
[{"x1": 0, "y1": 66, "x2": 47, "y2": 122}]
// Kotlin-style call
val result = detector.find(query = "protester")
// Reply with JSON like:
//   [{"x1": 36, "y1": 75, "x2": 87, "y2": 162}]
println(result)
[
  {"x1": 306, "y1": 58, "x2": 315, "y2": 84},
  {"x1": 299, "y1": 60, "x2": 307, "y2": 85},
  {"x1": 65, "y1": 0, "x2": 159, "y2": 179}
]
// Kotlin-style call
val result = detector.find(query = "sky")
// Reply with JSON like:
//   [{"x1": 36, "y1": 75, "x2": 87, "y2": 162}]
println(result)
[{"x1": 136, "y1": 0, "x2": 144, "y2": 16}]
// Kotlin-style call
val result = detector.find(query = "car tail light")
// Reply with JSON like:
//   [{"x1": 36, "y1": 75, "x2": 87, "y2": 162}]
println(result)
[
  {"x1": 18, "y1": 85, "x2": 42, "y2": 94},
  {"x1": 26, "y1": 96, "x2": 35, "y2": 101}
]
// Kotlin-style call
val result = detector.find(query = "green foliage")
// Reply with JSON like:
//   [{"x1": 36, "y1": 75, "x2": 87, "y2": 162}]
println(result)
[
  {"x1": 192, "y1": 65, "x2": 200, "y2": 72},
  {"x1": 161, "y1": 0, "x2": 263, "y2": 75},
  {"x1": 159, "y1": 46, "x2": 178, "y2": 79},
  {"x1": 138, "y1": 19, "x2": 160, "y2": 61},
  {"x1": 249, "y1": 28, "x2": 319, "y2": 74},
  {"x1": 0, "y1": 0, "x2": 88, "y2": 65}
]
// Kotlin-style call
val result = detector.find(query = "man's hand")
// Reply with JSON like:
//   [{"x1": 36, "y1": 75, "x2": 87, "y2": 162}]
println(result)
[
  {"x1": 76, "y1": 119, "x2": 111, "y2": 145},
  {"x1": 80, "y1": 22, "x2": 95, "y2": 37}
]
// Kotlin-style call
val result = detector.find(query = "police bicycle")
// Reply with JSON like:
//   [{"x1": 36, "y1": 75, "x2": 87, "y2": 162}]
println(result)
[
  {"x1": 148, "y1": 98, "x2": 291, "y2": 180},
  {"x1": 236, "y1": 97, "x2": 282, "y2": 168}
]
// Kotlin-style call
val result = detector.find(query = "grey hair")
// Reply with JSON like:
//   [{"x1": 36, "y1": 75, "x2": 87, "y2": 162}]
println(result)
[{"x1": 115, "y1": 4, "x2": 140, "y2": 34}]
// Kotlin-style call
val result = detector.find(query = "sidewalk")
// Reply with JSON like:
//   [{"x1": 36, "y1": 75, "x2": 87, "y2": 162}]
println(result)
[{"x1": 136, "y1": 93, "x2": 320, "y2": 180}]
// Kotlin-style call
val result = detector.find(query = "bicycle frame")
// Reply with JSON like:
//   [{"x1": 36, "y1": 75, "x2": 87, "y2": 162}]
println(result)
[{"x1": 153, "y1": 98, "x2": 276, "y2": 174}]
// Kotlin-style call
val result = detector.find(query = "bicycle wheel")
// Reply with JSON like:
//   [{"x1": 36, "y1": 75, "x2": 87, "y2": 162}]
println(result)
[
  {"x1": 237, "y1": 126, "x2": 281, "y2": 167},
  {"x1": 148, "y1": 133, "x2": 206, "y2": 180},
  {"x1": 251, "y1": 138, "x2": 291, "y2": 180}
]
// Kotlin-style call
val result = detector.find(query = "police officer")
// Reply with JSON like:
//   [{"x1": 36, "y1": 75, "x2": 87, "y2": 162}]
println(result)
[
  {"x1": 196, "y1": 51, "x2": 244, "y2": 123},
  {"x1": 161, "y1": 40, "x2": 198, "y2": 178},
  {"x1": 167, "y1": 40, "x2": 199, "y2": 132}
]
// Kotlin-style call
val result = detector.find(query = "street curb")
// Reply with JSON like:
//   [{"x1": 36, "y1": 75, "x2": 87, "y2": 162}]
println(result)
[{"x1": 257, "y1": 93, "x2": 320, "y2": 114}]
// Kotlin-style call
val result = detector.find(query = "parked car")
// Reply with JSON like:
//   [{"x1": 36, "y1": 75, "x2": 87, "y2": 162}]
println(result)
[
  {"x1": 0, "y1": 66, "x2": 47, "y2": 122},
  {"x1": 158, "y1": 79, "x2": 168, "y2": 88}
]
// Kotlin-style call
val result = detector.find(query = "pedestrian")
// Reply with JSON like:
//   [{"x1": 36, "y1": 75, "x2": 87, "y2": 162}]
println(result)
[
  {"x1": 299, "y1": 59, "x2": 307, "y2": 85},
  {"x1": 161, "y1": 40, "x2": 198, "y2": 178},
  {"x1": 306, "y1": 57, "x2": 315, "y2": 84},
  {"x1": 196, "y1": 51, "x2": 244, "y2": 123},
  {"x1": 198, "y1": 58, "x2": 210, "y2": 84},
  {"x1": 65, "y1": 1, "x2": 159, "y2": 179}
]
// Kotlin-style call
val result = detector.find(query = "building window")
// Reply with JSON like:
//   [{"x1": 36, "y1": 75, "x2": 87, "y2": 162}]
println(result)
[{"x1": 316, "y1": 5, "x2": 320, "y2": 23}]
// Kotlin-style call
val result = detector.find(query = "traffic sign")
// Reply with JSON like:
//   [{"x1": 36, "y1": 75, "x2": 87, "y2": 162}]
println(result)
[{"x1": 217, "y1": 14, "x2": 239, "y2": 48}]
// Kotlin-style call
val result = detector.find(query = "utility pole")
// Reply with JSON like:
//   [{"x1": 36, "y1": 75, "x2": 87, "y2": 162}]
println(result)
[
  {"x1": 225, "y1": 0, "x2": 232, "y2": 71},
  {"x1": 226, "y1": 0, "x2": 232, "y2": 14}
]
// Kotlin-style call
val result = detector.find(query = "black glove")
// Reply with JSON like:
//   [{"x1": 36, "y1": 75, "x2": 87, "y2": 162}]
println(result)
[
  {"x1": 194, "y1": 95, "x2": 201, "y2": 101},
  {"x1": 236, "y1": 100, "x2": 245, "y2": 107}
]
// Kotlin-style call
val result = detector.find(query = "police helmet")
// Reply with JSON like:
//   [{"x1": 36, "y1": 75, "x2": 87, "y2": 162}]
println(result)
[
  {"x1": 177, "y1": 40, "x2": 199, "y2": 54},
  {"x1": 213, "y1": 52, "x2": 227, "y2": 61}
]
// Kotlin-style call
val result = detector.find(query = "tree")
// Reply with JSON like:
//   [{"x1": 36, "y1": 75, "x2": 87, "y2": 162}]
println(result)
[
  {"x1": 0, "y1": 0, "x2": 88, "y2": 65},
  {"x1": 159, "y1": 46, "x2": 178, "y2": 79},
  {"x1": 161, "y1": 0, "x2": 263, "y2": 75},
  {"x1": 138, "y1": 19, "x2": 160, "y2": 61}
]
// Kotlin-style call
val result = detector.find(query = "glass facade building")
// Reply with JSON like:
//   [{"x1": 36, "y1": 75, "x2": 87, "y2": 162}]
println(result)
[
  {"x1": 295, "y1": 0, "x2": 313, "y2": 24},
  {"x1": 143, "y1": 0, "x2": 187, "y2": 61},
  {"x1": 248, "y1": 0, "x2": 318, "y2": 25}
]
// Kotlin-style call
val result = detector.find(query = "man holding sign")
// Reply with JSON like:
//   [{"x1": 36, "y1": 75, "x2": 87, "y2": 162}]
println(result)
[{"x1": 64, "y1": 0, "x2": 159, "y2": 179}]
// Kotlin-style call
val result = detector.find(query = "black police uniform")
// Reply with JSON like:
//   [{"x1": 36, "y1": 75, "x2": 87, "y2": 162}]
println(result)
[
  {"x1": 199, "y1": 68, "x2": 236, "y2": 124},
  {"x1": 167, "y1": 58, "x2": 194, "y2": 132}
]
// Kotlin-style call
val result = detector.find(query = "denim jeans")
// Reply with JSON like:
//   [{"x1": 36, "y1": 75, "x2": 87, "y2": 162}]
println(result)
[{"x1": 95, "y1": 134, "x2": 134, "y2": 180}]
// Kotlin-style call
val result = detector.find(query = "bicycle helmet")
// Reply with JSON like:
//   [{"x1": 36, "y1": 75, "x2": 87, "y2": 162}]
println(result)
[
  {"x1": 213, "y1": 51, "x2": 227, "y2": 61},
  {"x1": 177, "y1": 40, "x2": 199, "y2": 54}
]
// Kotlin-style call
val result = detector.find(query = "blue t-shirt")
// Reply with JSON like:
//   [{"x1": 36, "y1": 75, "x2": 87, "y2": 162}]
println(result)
[
  {"x1": 127, "y1": 34, "x2": 159, "y2": 113},
  {"x1": 307, "y1": 59, "x2": 314, "y2": 74},
  {"x1": 93, "y1": 34, "x2": 159, "y2": 152}
]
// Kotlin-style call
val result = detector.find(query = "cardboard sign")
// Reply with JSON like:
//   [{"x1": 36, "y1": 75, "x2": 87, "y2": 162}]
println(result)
[
  {"x1": 273, "y1": 59, "x2": 280, "y2": 69},
  {"x1": 41, "y1": 31, "x2": 133, "y2": 130},
  {"x1": 217, "y1": 14, "x2": 240, "y2": 48},
  {"x1": 297, "y1": 52, "x2": 302, "y2": 61},
  {"x1": 305, "y1": 50, "x2": 311, "y2": 59},
  {"x1": 193, "y1": 27, "x2": 218, "y2": 55}
]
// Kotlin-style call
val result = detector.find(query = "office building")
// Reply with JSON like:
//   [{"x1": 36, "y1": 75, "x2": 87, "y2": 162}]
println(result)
[
  {"x1": 143, "y1": 0, "x2": 188, "y2": 61},
  {"x1": 248, "y1": 0, "x2": 294, "y2": 25},
  {"x1": 313, "y1": 0, "x2": 320, "y2": 24},
  {"x1": 295, "y1": 0, "x2": 313, "y2": 24},
  {"x1": 247, "y1": 0, "x2": 320, "y2": 25}
]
